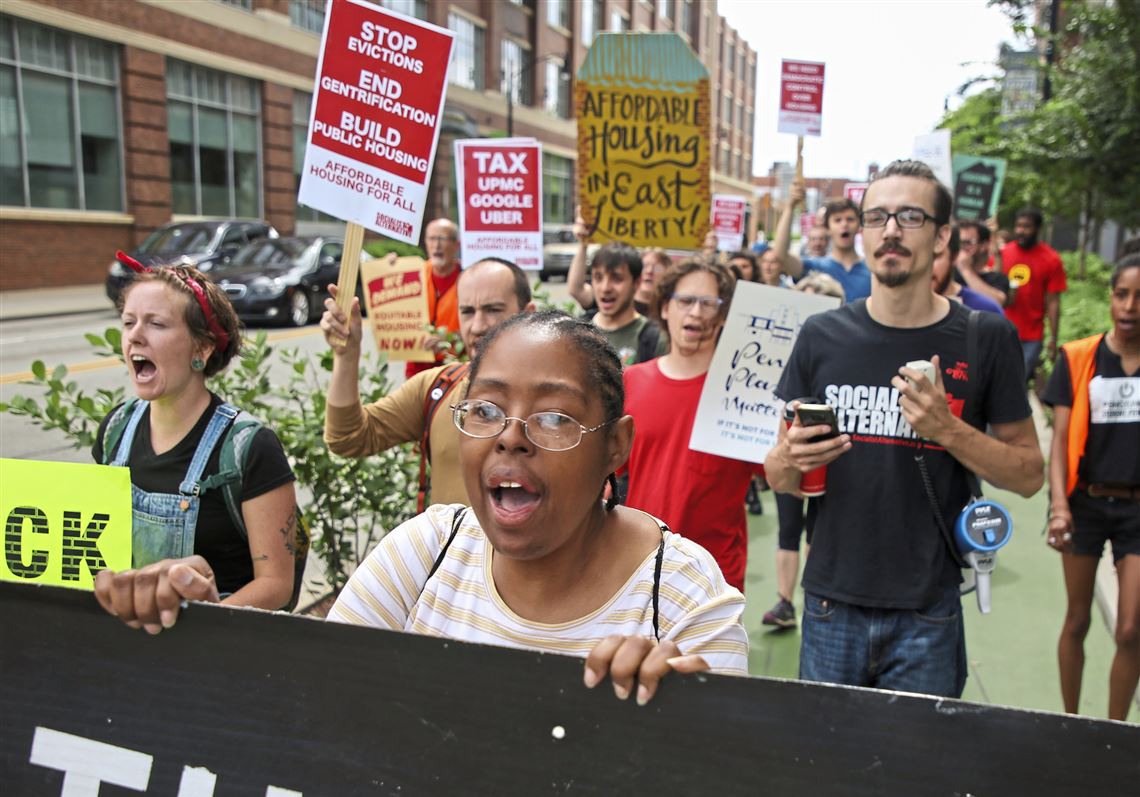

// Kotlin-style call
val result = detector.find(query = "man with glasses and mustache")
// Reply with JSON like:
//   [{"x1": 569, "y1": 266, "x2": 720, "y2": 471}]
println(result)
[
  {"x1": 407, "y1": 218, "x2": 463, "y2": 379},
  {"x1": 621, "y1": 261, "x2": 764, "y2": 592},
  {"x1": 765, "y1": 160, "x2": 1043, "y2": 698}
]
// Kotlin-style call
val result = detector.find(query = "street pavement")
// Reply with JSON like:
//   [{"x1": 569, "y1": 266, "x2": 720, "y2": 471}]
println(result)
[{"x1": 1, "y1": 282, "x2": 1132, "y2": 722}]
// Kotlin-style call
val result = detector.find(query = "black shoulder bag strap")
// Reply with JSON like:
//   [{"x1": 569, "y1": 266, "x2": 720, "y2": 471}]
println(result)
[
  {"x1": 914, "y1": 307, "x2": 984, "y2": 569},
  {"x1": 425, "y1": 506, "x2": 468, "y2": 583}
]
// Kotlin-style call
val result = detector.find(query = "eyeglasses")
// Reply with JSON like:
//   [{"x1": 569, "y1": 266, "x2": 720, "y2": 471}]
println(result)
[
  {"x1": 671, "y1": 294, "x2": 724, "y2": 312},
  {"x1": 860, "y1": 207, "x2": 942, "y2": 229},
  {"x1": 959, "y1": 239, "x2": 978, "y2": 248},
  {"x1": 451, "y1": 399, "x2": 617, "y2": 452}
]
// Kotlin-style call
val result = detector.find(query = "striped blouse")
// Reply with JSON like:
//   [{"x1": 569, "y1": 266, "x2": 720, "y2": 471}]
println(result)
[{"x1": 329, "y1": 504, "x2": 749, "y2": 675}]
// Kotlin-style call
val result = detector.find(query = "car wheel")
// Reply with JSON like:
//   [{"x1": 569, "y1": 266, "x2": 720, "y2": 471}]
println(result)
[{"x1": 289, "y1": 291, "x2": 310, "y2": 327}]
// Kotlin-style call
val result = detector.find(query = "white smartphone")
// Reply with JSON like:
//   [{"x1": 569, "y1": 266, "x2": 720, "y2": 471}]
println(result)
[{"x1": 905, "y1": 359, "x2": 937, "y2": 386}]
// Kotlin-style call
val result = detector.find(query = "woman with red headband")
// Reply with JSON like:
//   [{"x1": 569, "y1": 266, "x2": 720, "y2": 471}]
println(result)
[{"x1": 90, "y1": 257, "x2": 299, "y2": 627}]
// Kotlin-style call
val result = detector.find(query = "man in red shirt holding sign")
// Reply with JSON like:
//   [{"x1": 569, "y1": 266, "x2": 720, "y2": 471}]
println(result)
[{"x1": 1002, "y1": 208, "x2": 1067, "y2": 383}]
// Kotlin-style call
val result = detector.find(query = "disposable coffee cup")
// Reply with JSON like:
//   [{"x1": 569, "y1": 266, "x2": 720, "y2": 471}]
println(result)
[{"x1": 786, "y1": 400, "x2": 828, "y2": 497}]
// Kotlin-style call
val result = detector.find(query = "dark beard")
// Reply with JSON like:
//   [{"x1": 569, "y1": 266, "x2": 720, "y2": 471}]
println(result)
[
  {"x1": 877, "y1": 269, "x2": 914, "y2": 288},
  {"x1": 1017, "y1": 233, "x2": 1038, "y2": 248}
]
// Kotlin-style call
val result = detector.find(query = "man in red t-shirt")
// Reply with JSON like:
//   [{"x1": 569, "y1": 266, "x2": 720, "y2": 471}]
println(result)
[
  {"x1": 622, "y1": 261, "x2": 762, "y2": 592},
  {"x1": 407, "y1": 218, "x2": 462, "y2": 379},
  {"x1": 1002, "y1": 208, "x2": 1067, "y2": 382}
]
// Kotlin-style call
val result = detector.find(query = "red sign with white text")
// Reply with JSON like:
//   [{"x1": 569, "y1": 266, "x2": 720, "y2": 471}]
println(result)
[
  {"x1": 777, "y1": 59, "x2": 825, "y2": 137},
  {"x1": 844, "y1": 182, "x2": 868, "y2": 205},
  {"x1": 297, "y1": 0, "x2": 454, "y2": 243},
  {"x1": 455, "y1": 138, "x2": 543, "y2": 269},
  {"x1": 711, "y1": 194, "x2": 746, "y2": 251}
]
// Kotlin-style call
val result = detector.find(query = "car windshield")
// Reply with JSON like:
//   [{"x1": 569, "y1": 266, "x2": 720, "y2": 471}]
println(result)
[
  {"x1": 228, "y1": 238, "x2": 313, "y2": 268},
  {"x1": 137, "y1": 225, "x2": 220, "y2": 255}
]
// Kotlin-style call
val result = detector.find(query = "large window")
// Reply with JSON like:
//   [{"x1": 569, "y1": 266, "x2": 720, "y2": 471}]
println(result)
[
  {"x1": 500, "y1": 39, "x2": 531, "y2": 106},
  {"x1": 581, "y1": 0, "x2": 602, "y2": 45},
  {"x1": 167, "y1": 60, "x2": 260, "y2": 218},
  {"x1": 610, "y1": 9, "x2": 630, "y2": 31},
  {"x1": 658, "y1": 0, "x2": 673, "y2": 23},
  {"x1": 0, "y1": 17, "x2": 122, "y2": 210},
  {"x1": 448, "y1": 13, "x2": 485, "y2": 91},
  {"x1": 543, "y1": 153, "x2": 572, "y2": 225},
  {"x1": 292, "y1": 92, "x2": 335, "y2": 223},
  {"x1": 380, "y1": 0, "x2": 427, "y2": 19},
  {"x1": 679, "y1": 0, "x2": 692, "y2": 37},
  {"x1": 544, "y1": 60, "x2": 570, "y2": 117},
  {"x1": 289, "y1": 0, "x2": 325, "y2": 33},
  {"x1": 546, "y1": 0, "x2": 570, "y2": 30}
]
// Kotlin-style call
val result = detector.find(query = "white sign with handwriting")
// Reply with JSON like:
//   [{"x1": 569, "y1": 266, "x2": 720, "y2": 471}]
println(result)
[{"x1": 689, "y1": 282, "x2": 840, "y2": 463}]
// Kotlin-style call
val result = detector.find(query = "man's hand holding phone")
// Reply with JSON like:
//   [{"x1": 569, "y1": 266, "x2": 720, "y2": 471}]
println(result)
[
  {"x1": 894, "y1": 355, "x2": 955, "y2": 442},
  {"x1": 782, "y1": 400, "x2": 852, "y2": 473}
]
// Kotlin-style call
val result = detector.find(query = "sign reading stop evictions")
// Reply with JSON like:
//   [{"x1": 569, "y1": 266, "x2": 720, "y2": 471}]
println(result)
[{"x1": 297, "y1": 0, "x2": 455, "y2": 244}]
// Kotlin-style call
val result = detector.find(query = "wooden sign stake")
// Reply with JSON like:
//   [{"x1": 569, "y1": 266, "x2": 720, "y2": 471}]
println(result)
[{"x1": 330, "y1": 221, "x2": 366, "y2": 347}]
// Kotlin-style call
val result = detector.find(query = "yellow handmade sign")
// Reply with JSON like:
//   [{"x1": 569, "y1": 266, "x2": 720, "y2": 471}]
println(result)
[
  {"x1": 361, "y1": 255, "x2": 436, "y2": 362},
  {"x1": 0, "y1": 458, "x2": 132, "y2": 590},
  {"x1": 577, "y1": 32, "x2": 711, "y2": 250}
]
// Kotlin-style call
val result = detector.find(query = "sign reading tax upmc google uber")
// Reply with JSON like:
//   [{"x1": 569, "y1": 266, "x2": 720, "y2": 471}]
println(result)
[
  {"x1": 298, "y1": 0, "x2": 454, "y2": 244},
  {"x1": 456, "y1": 139, "x2": 543, "y2": 270},
  {"x1": 777, "y1": 59, "x2": 825, "y2": 138}
]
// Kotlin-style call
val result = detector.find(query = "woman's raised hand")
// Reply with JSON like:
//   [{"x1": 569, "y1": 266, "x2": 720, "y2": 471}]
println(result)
[{"x1": 583, "y1": 635, "x2": 709, "y2": 706}]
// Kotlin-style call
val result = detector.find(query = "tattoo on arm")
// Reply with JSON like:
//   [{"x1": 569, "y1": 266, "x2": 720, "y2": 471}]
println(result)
[
  {"x1": 251, "y1": 554, "x2": 269, "y2": 562},
  {"x1": 280, "y1": 507, "x2": 299, "y2": 557}
]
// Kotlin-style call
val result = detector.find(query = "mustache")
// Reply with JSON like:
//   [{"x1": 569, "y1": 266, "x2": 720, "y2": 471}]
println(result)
[{"x1": 875, "y1": 243, "x2": 912, "y2": 257}]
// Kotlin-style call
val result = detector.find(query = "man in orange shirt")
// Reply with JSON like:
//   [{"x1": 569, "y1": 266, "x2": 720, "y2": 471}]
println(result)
[{"x1": 408, "y1": 218, "x2": 462, "y2": 379}]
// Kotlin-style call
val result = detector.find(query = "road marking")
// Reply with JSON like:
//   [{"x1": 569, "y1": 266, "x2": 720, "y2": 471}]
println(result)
[{"x1": 0, "y1": 327, "x2": 321, "y2": 385}]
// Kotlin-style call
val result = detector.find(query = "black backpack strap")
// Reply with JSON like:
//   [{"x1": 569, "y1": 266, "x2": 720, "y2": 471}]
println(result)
[
  {"x1": 426, "y1": 506, "x2": 467, "y2": 583},
  {"x1": 651, "y1": 527, "x2": 666, "y2": 641}
]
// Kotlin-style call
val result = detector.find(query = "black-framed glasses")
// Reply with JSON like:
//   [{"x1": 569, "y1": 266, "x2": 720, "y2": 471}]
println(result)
[
  {"x1": 860, "y1": 207, "x2": 942, "y2": 229},
  {"x1": 671, "y1": 294, "x2": 724, "y2": 312},
  {"x1": 451, "y1": 399, "x2": 617, "y2": 452}
]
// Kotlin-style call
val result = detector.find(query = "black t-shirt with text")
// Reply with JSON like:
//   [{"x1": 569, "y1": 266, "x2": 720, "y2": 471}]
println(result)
[
  {"x1": 1041, "y1": 337, "x2": 1140, "y2": 486},
  {"x1": 776, "y1": 300, "x2": 1029, "y2": 609},
  {"x1": 93, "y1": 394, "x2": 295, "y2": 594}
]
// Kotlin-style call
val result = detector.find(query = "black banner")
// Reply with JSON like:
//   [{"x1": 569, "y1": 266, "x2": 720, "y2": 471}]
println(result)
[{"x1": 1, "y1": 582, "x2": 1135, "y2": 795}]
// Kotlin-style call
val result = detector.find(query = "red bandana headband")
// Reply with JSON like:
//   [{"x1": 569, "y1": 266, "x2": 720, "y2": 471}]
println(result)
[{"x1": 116, "y1": 251, "x2": 230, "y2": 353}]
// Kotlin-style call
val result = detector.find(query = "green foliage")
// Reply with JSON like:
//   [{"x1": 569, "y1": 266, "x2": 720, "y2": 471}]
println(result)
[
  {"x1": 942, "y1": 2, "x2": 1140, "y2": 235},
  {"x1": 362, "y1": 239, "x2": 425, "y2": 259},
  {"x1": 531, "y1": 280, "x2": 580, "y2": 315},
  {"x1": 1057, "y1": 251, "x2": 1113, "y2": 346},
  {"x1": 1, "y1": 329, "x2": 419, "y2": 597}
]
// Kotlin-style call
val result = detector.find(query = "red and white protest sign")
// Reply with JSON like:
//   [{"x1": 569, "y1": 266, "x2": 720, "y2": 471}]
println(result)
[
  {"x1": 844, "y1": 182, "x2": 868, "y2": 206},
  {"x1": 298, "y1": 0, "x2": 454, "y2": 244},
  {"x1": 799, "y1": 212, "x2": 817, "y2": 238},
  {"x1": 711, "y1": 194, "x2": 747, "y2": 252},
  {"x1": 455, "y1": 138, "x2": 543, "y2": 270},
  {"x1": 777, "y1": 59, "x2": 825, "y2": 137}
]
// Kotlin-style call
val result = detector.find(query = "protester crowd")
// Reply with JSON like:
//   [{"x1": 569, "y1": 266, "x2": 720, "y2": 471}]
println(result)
[{"x1": 91, "y1": 159, "x2": 1137, "y2": 722}]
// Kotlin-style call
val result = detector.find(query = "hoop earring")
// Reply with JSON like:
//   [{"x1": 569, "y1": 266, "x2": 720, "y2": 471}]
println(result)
[
  {"x1": 604, "y1": 473, "x2": 619, "y2": 511},
  {"x1": 191, "y1": 358, "x2": 206, "y2": 372}
]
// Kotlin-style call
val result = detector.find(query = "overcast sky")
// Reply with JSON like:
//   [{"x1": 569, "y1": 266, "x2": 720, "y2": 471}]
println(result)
[{"x1": 719, "y1": 0, "x2": 1022, "y2": 181}]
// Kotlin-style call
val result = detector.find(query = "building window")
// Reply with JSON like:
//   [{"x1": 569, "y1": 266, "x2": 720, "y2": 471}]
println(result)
[
  {"x1": 718, "y1": 144, "x2": 729, "y2": 176},
  {"x1": 722, "y1": 94, "x2": 731, "y2": 125},
  {"x1": 292, "y1": 92, "x2": 336, "y2": 223},
  {"x1": 289, "y1": 0, "x2": 325, "y2": 33},
  {"x1": 657, "y1": 0, "x2": 673, "y2": 22},
  {"x1": 547, "y1": 0, "x2": 570, "y2": 29},
  {"x1": 543, "y1": 152, "x2": 572, "y2": 225},
  {"x1": 582, "y1": 0, "x2": 603, "y2": 44},
  {"x1": 500, "y1": 39, "x2": 532, "y2": 105},
  {"x1": 448, "y1": 13, "x2": 484, "y2": 91},
  {"x1": 739, "y1": 49, "x2": 746, "y2": 77},
  {"x1": 543, "y1": 60, "x2": 570, "y2": 117},
  {"x1": 218, "y1": 0, "x2": 253, "y2": 10},
  {"x1": 166, "y1": 60, "x2": 260, "y2": 218},
  {"x1": 679, "y1": 0, "x2": 692, "y2": 37},
  {"x1": 0, "y1": 17, "x2": 123, "y2": 211},
  {"x1": 380, "y1": 0, "x2": 427, "y2": 18},
  {"x1": 610, "y1": 9, "x2": 630, "y2": 31}
]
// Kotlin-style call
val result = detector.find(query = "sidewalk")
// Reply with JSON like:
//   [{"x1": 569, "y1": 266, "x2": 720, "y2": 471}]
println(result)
[{"x1": 0, "y1": 283, "x2": 108, "y2": 322}]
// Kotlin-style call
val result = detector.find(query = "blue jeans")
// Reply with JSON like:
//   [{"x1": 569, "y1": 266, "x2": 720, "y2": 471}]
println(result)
[
  {"x1": 1021, "y1": 339, "x2": 1043, "y2": 383},
  {"x1": 799, "y1": 588, "x2": 967, "y2": 698}
]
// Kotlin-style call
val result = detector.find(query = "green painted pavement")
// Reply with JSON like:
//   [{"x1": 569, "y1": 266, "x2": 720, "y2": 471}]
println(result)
[{"x1": 738, "y1": 484, "x2": 1121, "y2": 721}]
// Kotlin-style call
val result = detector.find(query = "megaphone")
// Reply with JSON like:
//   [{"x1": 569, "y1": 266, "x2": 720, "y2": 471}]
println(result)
[{"x1": 955, "y1": 500, "x2": 1013, "y2": 614}]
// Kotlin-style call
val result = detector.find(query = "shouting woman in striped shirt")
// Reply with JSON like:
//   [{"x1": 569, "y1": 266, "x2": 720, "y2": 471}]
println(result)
[{"x1": 330, "y1": 310, "x2": 748, "y2": 704}]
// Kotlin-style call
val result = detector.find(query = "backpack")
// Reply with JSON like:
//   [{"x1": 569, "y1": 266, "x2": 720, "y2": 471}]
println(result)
[
  {"x1": 416, "y1": 362, "x2": 471, "y2": 513},
  {"x1": 101, "y1": 398, "x2": 311, "y2": 610}
]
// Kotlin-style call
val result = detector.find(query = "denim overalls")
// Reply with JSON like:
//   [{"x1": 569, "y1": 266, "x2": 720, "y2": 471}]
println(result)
[{"x1": 110, "y1": 400, "x2": 239, "y2": 568}]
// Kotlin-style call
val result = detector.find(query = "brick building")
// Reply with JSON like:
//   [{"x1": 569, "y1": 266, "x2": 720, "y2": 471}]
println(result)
[{"x1": 0, "y1": 0, "x2": 756, "y2": 290}]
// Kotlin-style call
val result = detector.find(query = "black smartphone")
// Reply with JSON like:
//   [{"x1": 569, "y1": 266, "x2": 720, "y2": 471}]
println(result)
[{"x1": 796, "y1": 403, "x2": 839, "y2": 440}]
